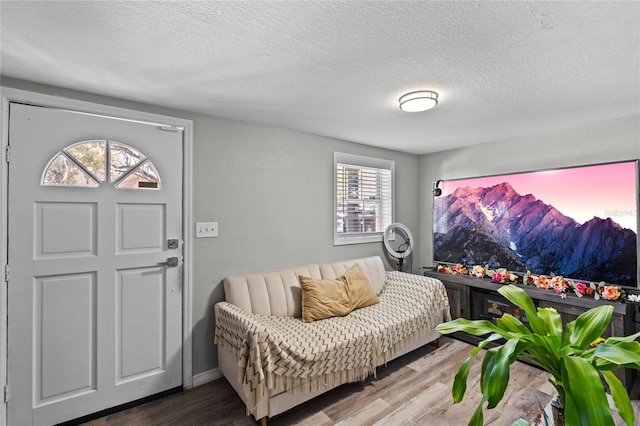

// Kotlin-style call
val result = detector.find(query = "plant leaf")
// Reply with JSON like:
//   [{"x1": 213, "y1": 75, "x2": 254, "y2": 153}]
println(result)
[
  {"x1": 562, "y1": 355, "x2": 614, "y2": 426},
  {"x1": 498, "y1": 285, "x2": 546, "y2": 335},
  {"x1": 452, "y1": 355, "x2": 471, "y2": 403},
  {"x1": 566, "y1": 305, "x2": 613, "y2": 349},
  {"x1": 563, "y1": 387, "x2": 581, "y2": 426},
  {"x1": 436, "y1": 318, "x2": 512, "y2": 338},
  {"x1": 452, "y1": 334, "x2": 503, "y2": 403},
  {"x1": 601, "y1": 370, "x2": 635, "y2": 426},
  {"x1": 563, "y1": 319, "x2": 576, "y2": 346},
  {"x1": 468, "y1": 395, "x2": 487, "y2": 426},
  {"x1": 495, "y1": 313, "x2": 530, "y2": 335},
  {"x1": 481, "y1": 338, "x2": 518, "y2": 409},
  {"x1": 478, "y1": 332, "x2": 507, "y2": 347},
  {"x1": 604, "y1": 331, "x2": 640, "y2": 344},
  {"x1": 593, "y1": 343, "x2": 640, "y2": 368},
  {"x1": 537, "y1": 306, "x2": 563, "y2": 337}
]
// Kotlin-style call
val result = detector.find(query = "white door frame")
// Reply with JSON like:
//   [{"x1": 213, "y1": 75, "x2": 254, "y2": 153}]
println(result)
[{"x1": 0, "y1": 87, "x2": 194, "y2": 426}]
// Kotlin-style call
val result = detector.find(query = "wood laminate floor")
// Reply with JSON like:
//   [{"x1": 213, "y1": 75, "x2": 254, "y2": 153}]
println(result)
[{"x1": 81, "y1": 337, "x2": 638, "y2": 426}]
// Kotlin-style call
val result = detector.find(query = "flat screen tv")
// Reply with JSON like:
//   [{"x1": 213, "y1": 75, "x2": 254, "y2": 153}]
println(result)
[{"x1": 433, "y1": 160, "x2": 639, "y2": 287}]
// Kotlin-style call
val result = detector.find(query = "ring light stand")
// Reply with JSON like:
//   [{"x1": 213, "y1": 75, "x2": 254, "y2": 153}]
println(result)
[{"x1": 383, "y1": 223, "x2": 414, "y2": 272}]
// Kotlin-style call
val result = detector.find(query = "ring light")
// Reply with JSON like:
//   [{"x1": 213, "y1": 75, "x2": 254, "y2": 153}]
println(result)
[{"x1": 383, "y1": 223, "x2": 414, "y2": 271}]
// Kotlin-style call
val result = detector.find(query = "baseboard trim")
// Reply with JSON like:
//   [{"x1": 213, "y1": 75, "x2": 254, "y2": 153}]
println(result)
[{"x1": 191, "y1": 368, "x2": 222, "y2": 388}]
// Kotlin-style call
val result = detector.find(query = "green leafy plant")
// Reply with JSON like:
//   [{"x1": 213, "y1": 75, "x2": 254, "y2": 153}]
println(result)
[{"x1": 436, "y1": 284, "x2": 640, "y2": 426}]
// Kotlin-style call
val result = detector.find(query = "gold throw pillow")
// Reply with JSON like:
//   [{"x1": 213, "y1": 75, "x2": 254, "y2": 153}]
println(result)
[
  {"x1": 299, "y1": 275, "x2": 351, "y2": 323},
  {"x1": 342, "y1": 263, "x2": 379, "y2": 310}
]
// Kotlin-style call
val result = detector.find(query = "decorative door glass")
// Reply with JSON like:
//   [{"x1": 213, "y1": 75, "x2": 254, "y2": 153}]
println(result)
[{"x1": 42, "y1": 140, "x2": 161, "y2": 189}]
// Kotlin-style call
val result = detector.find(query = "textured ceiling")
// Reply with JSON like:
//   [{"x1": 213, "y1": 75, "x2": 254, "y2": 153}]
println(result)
[{"x1": 1, "y1": 1, "x2": 639, "y2": 155}]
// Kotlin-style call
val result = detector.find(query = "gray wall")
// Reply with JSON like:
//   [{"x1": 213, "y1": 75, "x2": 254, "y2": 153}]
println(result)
[
  {"x1": 1, "y1": 78, "x2": 421, "y2": 377},
  {"x1": 419, "y1": 114, "x2": 640, "y2": 279},
  {"x1": 191, "y1": 113, "x2": 420, "y2": 374}
]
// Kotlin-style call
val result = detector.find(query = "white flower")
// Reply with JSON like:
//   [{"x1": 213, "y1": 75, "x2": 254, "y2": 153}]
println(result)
[{"x1": 627, "y1": 294, "x2": 640, "y2": 303}]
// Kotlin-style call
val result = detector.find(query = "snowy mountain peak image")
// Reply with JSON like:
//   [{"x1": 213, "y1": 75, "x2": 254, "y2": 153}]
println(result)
[{"x1": 433, "y1": 182, "x2": 637, "y2": 286}]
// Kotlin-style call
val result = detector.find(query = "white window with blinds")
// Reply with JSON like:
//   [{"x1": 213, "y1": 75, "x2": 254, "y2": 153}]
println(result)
[{"x1": 334, "y1": 152, "x2": 394, "y2": 245}]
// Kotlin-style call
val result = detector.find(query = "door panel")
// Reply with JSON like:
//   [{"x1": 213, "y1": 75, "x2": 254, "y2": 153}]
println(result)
[
  {"x1": 37, "y1": 273, "x2": 96, "y2": 403},
  {"x1": 7, "y1": 103, "x2": 183, "y2": 425},
  {"x1": 36, "y1": 202, "x2": 98, "y2": 258},
  {"x1": 117, "y1": 203, "x2": 165, "y2": 252},
  {"x1": 117, "y1": 267, "x2": 165, "y2": 381}
]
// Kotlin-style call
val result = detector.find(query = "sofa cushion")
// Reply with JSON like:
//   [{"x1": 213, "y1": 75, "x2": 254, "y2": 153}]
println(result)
[
  {"x1": 342, "y1": 263, "x2": 379, "y2": 310},
  {"x1": 299, "y1": 276, "x2": 351, "y2": 322},
  {"x1": 319, "y1": 257, "x2": 387, "y2": 295}
]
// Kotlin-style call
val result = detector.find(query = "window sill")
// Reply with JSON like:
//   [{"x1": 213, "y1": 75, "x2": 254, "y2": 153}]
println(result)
[{"x1": 333, "y1": 233, "x2": 383, "y2": 246}]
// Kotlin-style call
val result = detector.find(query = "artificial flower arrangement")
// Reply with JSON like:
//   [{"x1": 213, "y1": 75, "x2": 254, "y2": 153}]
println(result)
[
  {"x1": 437, "y1": 263, "x2": 517, "y2": 283},
  {"x1": 524, "y1": 271, "x2": 627, "y2": 302},
  {"x1": 436, "y1": 263, "x2": 629, "y2": 302}
]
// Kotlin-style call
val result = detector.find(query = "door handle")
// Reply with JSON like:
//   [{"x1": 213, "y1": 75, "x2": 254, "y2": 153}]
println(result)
[{"x1": 158, "y1": 257, "x2": 179, "y2": 267}]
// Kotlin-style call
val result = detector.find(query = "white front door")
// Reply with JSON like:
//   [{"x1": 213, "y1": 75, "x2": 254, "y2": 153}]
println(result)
[{"x1": 6, "y1": 103, "x2": 183, "y2": 425}]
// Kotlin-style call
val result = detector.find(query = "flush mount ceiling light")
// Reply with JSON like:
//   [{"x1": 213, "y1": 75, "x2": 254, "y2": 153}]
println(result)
[{"x1": 398, "y1": 90, "x2": 439, "y2": 112}]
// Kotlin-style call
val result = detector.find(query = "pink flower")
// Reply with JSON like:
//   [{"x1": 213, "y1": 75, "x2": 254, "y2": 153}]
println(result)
[
  {"x1": 601, "y1": 286, "x2": 621, "y2": 301},
  {"x1": 491, "y1": 269, "x2": 516, "y2": 283},
  {"x1": 452, "y1": 264, "x2": 468, "y2": 275},
  {"x1": 575, "y1": 282, "x2": 587, "y2": 294}
]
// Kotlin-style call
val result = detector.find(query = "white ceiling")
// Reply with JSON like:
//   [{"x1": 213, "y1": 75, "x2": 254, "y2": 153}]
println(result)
[{"x1": 1, "y1": 1, "x2": 639, "y2": 155}]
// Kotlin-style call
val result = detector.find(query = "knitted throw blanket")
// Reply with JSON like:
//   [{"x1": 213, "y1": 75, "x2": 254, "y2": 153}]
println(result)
[
  {"x1": 214, "y1": 272, "x2": 450, "y2": 415},
  {"x1": 215, "y1": 303, "x2": 378, "y2": 413},
  {"x1": 349, "y1": 272, "x2": 452, "y2": 364}
]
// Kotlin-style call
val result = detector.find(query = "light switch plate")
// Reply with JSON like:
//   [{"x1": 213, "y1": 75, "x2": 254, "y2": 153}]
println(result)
[{"x1": 196, "y1": 222, "x2": 218, "y2": 238}]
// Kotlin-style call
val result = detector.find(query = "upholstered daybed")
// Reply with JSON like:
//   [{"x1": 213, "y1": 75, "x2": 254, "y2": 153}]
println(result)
[{"x1": 214, "y1": 256, "x2": 450, "y2": 424}]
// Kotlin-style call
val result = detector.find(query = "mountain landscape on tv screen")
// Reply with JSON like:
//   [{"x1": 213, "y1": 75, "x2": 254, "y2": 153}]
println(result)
[{"x1": 433, "y1": 182, "x2": 638, "y2": 286}]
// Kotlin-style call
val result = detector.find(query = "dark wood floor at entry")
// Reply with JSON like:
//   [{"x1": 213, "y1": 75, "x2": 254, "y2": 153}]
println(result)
[{"x1": 82, "y1": 337, "x2": 637, "y2": 426}]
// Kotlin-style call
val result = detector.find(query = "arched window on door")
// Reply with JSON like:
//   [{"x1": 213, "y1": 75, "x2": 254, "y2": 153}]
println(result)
[{"x1": 41, "y1": 140, "x2": 161, "y2": 189}]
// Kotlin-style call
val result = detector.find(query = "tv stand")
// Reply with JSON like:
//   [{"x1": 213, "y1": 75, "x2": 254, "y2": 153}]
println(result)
[{"x1": 424, "y1": 271, "x2": 638, "y2": 397}]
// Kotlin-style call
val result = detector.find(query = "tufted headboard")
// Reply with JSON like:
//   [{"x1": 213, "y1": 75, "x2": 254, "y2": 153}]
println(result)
[{"x1": 223, "y1": 256, "x2": 388, "y2": 317}]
